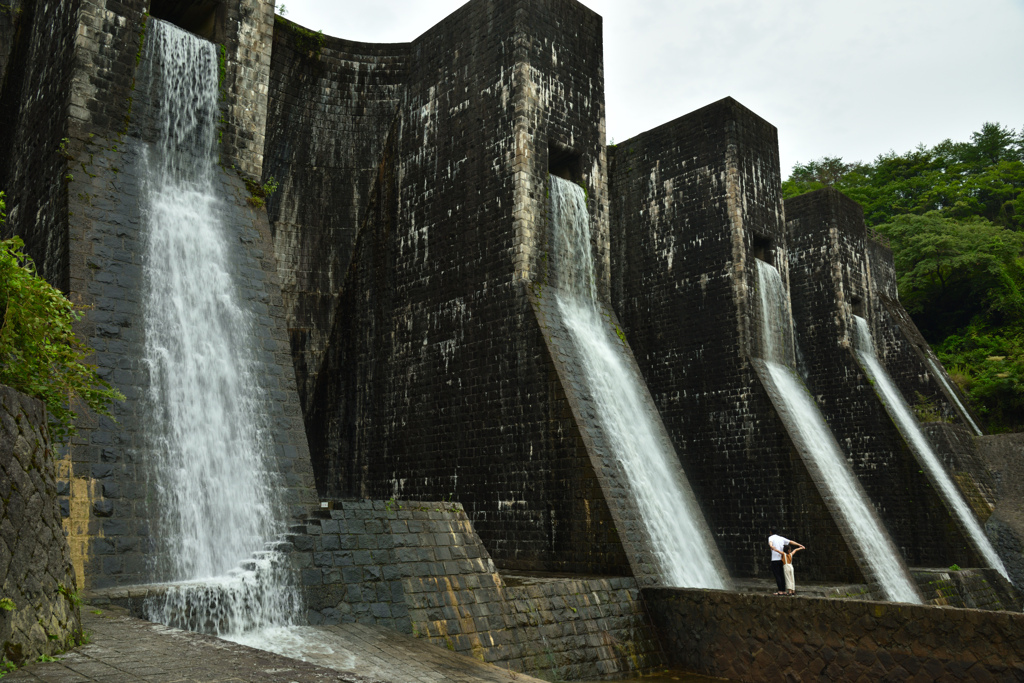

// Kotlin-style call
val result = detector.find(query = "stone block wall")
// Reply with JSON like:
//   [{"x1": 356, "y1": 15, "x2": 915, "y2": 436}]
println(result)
[
  {"x1": 913, "y1": 567, "x2": 1021, "y2": 611},
  {"x1": 0, "y1": 0, "x2": 25, "y2": 91},
  {"x1": 281, "y1": 501, "x2": 664, "y2": 680},
  {"x1": 219, "y1": 0, "x2": 274, "y2": 179},
  {"x1": 645, "y1": 587, "x2": 1024, "y2": 681},
  {"x1": 974, "y1": 433, "x2": 1024, "y2": 588},
  {"x1": 408, "y1": 573, "x2": 663, "y2": 680},
  {"x1": 785, "y1": 188, "x2": 979, "y2": 569},
  {"x1": 290, "y1": 501, "x2": 490, "y2": 632},
  {"x1": 0, "y1": 386, "x2": 81, "y2": 666},
  {"x1": 263, "y1": 20, "x2": 410, "y2": 409},
  {"x1": 303, "y1": 0, "x2": 636, "y2": 577},
  {"x1": 922, "y1": 423, "x2": 998, "y2": 519},
  {"x1": 0, "y1": 0, "x2": 79, "y2": 289},
  {"x1": 609, "y1": 98, "x2": 861, "y2": 583}
]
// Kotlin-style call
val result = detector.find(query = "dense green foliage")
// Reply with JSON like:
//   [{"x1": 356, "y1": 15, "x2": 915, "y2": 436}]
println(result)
[
  {"x1": 879, "y1": 213, "x2": 1024, "y2": 339},
  {"x1": 784, "y1": 124, "x2": 1024, "y2": 432},
  {"x1": 783, "y1": 123, "x2": 1024, "y2": 229},
  {"x1": 0, "y1": 192, "x2": 123, "y2": 442}
]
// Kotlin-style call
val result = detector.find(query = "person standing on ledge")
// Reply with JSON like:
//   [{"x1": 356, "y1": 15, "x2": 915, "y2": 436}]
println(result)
[
  {"x1": 768, "y1": 528, "x2": 792, "y2": 595},
  {"x1": 782, "y1": 541, "x2": 805, "y2": 595}
]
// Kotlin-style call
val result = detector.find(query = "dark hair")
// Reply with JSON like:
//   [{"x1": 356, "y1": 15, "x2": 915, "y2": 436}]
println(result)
[
  {"x1": 770, "y1": 528, "x2": 778, "y2": 536},
  {"x1": 783, "y1": 543, "x2": 792, "y2": 554}
]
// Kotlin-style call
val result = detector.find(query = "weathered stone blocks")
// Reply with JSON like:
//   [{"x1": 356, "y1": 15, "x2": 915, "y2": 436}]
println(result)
[
  {"x1": 645, "y1": 586, "x2": 1024, "y2": 681},
  {"x1": 301, "y1": 0, "x2": 631, "y2": 578},
  {"x1": 610, "y1": 98, "x2": 862, "y2": 583},
  {"x1": 288, "y1": 501, "x2": 664, "y2": 680},
  {"x1": 0, "y1": 385, "x2": 81, "y2": 665}
]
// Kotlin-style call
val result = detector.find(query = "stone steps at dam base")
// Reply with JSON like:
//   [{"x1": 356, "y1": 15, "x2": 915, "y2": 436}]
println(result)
[{"x1": 86, "y1": 500, "x2": 665, "y2": 681}]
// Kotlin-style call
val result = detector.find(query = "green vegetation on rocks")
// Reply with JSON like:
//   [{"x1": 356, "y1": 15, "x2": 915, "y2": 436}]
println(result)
[
  {"x1": 275, "y1": 15, "x2": 325, "y2": 60},
  {"x1": 0, "y1": 192, "x2": 123, "y2": 443},
  {"x1": 245, "y1": 175, "x2": 279, "y2": 208}
]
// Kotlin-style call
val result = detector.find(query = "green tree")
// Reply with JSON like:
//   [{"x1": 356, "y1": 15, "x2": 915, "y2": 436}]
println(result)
[
  {"x1": 936, "y1": 330, "x2": 1024, "y2": 433},
  {"x1": 0, "y1": 192, "x2": 123, "y2": 442},
  {"x1": 875, "y1": 213, "x2": 1024, "y2": 340},
  {"x1": 782, "y1": 156, "x2": 864, "y2": 199},
  {"x1": 784, "y1": 123, "x2": 1024, "y2": 230}
]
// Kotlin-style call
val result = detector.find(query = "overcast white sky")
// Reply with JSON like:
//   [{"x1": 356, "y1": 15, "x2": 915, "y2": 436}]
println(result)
[{"x1": 277, "y1": 0, "x2": 1024, "y2": 177}]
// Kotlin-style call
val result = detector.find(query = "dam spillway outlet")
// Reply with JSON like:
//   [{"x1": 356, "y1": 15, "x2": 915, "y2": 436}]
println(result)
[
  {"x1": 549, "y1": 176, "x2": 727, "y2": 590},
  {"x1": 854, "y1": 316, "x2": 1007, "y2": 578},
  {"x1": 139, "y1": 18, "x2": 297, "y2": 637},
  {"x1": 756, "y1": 260, "x2": 922, "y2": 603}
]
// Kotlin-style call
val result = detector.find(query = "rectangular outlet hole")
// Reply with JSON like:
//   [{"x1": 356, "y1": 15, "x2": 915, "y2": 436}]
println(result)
[
  {"x1": 549, "y1": 141, "x2": 582, "y2": 184},
  {"x1": 851, "y1": 295, "x2": 865, "y2": 318},
  {"x1": 753, "y1": 234, "x2": 774, "y2": 265},
  {"x1": 149, "y1": 0, "x2": 223, "y2": 41}
]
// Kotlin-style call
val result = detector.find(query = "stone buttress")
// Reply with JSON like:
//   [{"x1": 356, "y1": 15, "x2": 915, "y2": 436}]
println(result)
[
  {"x1": 785, "y1": 188, "x2": 985, "y2": 570},
  {"x1": 609, "y1": 98, "x2": 867, "y2": 583},
  {"x1": 296, "y1": 0, "x2": 686, "y2": 580}
]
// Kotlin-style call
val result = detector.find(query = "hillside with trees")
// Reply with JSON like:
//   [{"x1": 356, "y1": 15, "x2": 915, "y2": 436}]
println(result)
[{"x1": 783, "y1": 124, "x2": 1024, "y2": 432}]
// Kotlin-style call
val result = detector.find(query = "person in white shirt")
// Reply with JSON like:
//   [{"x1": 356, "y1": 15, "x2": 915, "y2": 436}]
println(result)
[{"x1": 768, "y1": 528, "x2": 792, "y2": 595}]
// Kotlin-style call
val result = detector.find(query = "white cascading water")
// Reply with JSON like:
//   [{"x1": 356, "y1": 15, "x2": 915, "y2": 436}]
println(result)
[
  {"x1": 550, "y1": 176, "x2": 726, "y2": 589},
  {"x1": 926, "y1": 357, "x2": 983, "y2": 436},
  {"x1": 756, "y1": 261, "x2": 921, "y2": 603},
  {"x1": 140, "y1": 19, "x2": 299, "y2": 635},
  {"x1": 853, "y1": 316, "x2": 1007, "y2": 578}
]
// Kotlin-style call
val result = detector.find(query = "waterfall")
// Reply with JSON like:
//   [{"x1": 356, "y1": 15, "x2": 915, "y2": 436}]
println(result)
[
  {"x1": 140, "y1": 19, "x2": 298, "y2": 634},
  {"x1": 550, "y1": 176, "x2": 726, "y2": 589},
  {"x1": 853, "y1": 316, "x2": 1007, "y2": 578},
  {"x1": 756, "y1": 261, "x2": 921, "y2": 603},
  {"x1": 926, "y1": 357, "x2": 983, "y2": 436}
]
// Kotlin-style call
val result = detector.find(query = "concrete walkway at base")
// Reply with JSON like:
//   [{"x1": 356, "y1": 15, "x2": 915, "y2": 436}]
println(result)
[{"x1": 7, "y1": 607, "x2": 544, "y2": 683}]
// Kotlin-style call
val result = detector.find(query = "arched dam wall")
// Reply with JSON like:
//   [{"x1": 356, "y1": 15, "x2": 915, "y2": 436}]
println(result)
[
  {"x1": 3, "y1": 0, "x2": 1023, "y2": 635},
  {"x1": 262, "y1": 22, "x2": 411, "y2": 410}
]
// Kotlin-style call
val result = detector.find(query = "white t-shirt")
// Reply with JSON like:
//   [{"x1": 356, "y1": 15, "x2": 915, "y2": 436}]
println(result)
[{"x1": 768, "y1": 534, "x2": 789, "y2": 562}]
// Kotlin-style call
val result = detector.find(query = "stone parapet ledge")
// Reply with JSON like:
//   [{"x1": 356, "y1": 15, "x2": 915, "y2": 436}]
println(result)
[{"x1": 644, "y1": 586, "x2": 1024, "y2": 681}]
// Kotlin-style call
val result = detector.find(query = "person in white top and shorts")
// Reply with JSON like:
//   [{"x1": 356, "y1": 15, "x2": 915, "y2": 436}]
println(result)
[{"x1": 768, "y1": 529, "x2": 793, "y2": 595}]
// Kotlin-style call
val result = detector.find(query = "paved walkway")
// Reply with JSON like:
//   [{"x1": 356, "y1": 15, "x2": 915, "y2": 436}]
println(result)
[{"x1": 7, "y1": 607, "x2": 542, "y2": 683}]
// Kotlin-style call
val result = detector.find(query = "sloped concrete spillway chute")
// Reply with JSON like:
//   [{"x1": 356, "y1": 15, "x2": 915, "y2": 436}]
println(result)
[
  {"x1": 535, "y1": 176, "x2": 730, "y2": 589},
  {"x1": 853, "y1": 316, "x2": 1009, "y2": 579},
  {"x1": 753, "y1": 260, "x2": 922, "y2": 603}
]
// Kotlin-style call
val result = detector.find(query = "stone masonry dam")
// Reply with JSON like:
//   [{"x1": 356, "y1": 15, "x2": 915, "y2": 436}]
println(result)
[{"x1": 4, "y1": 0, "x2": 1024, "y2": 679}]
